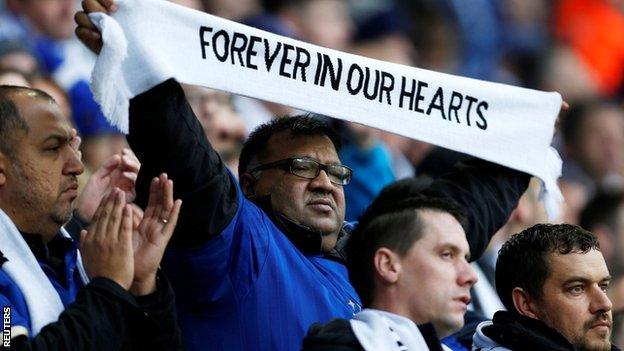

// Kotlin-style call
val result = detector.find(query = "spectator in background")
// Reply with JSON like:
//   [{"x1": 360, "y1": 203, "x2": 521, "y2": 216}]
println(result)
[
  {"x1": 182, "y1": 84, "x2": 247, "y2": 176},
  {"x1": 270, "y1": 0, "x2": 354, "y2": 51},
  {"x1": 580, "y1": 192, "x2": 624, "y2": 340},
  {"x1": 337, "y1": 122, "x2": 395, "y2": 222},
  {"x1": 561, "y1": 100, "x2": 624, "y2": 193},
  {"x1": 0, "y1": 40, "x2": 38, "y2": 78},
  {"x1": 0, "y1": 68, "x2": 30, "y2": 87},
  {"x1": 556, "y1": 175, "x2": 592, "y2": 225},
  {"x1": 203, "y1": 0, "x2": 261, "y2": 21},
  {"x1": 554, "y1": 0, "x2": 624, "y2": 97},
  {"x1": 302, "y1": 195, "x2": 477, "y2": 350},
  {"x1": 473, "y1": 224, "x2": 616, "y2": 351}
]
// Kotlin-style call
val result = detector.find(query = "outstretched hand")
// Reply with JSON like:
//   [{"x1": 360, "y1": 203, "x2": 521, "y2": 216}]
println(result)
[
  {"x1": 130, "y1": 173, "x2": 182, "y2": 296},
  {"x1": 75, "y1": 148, "x2": 140, "y2": 222}
]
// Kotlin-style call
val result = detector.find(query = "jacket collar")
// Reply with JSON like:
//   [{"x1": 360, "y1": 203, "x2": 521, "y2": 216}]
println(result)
[
  {"x1": 483, "y1": 310, "x2": 623, "y2": 351},
  {"x1": 252, "y1": 195, "x2": 349, "y2": 261}
]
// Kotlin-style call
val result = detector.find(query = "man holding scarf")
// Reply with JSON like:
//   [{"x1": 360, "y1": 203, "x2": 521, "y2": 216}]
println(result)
[{"x1": 76, "y1": 1, "x2": 532, "y2": 350}]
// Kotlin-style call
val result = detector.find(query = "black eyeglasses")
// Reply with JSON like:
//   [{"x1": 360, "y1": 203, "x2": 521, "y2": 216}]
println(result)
[{"x1": 248, "y1": 157, "x2": 352, "y2": 185}]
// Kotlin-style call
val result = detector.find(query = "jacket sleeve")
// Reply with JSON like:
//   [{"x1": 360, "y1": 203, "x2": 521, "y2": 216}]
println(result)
[
  {"x1": 131, "y1": 271, "x2": 182, "y2": 350},
  {"x1": 422, "y1": 158, "x2": 531, "y2": 261},
  {"x1": 127, "y1": 79, "x2": 238, "y2": 249},
  {"x1": 9, "y1": 277, "x2": 181, "y2": 351}
]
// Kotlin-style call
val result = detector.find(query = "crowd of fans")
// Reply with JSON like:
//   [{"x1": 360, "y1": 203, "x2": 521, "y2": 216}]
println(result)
[{"x1": 1, "y1": 0, "x2": 624, "y2": 350}]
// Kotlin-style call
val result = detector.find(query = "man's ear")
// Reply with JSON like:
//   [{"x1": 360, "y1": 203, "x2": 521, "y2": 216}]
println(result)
[
  {"x1": 0, "y1": 153, "x2": 7, "y2": 186},
  {"x1": 240, "y1": 173, "x2": 256, "y2": 198},
  {"x1": 374, "y1": 248, "x2": 401, "y2": 285},
  {"x1": 512, "y1": 287, "x2": 539, "y2": 318}
]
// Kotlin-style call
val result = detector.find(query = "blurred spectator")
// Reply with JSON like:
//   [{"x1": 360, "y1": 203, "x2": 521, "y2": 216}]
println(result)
[
  {"x1": 169, "y1": 0, "x2": 205, "y2": 11},
  {"x1": 1, "y1": 0, "x2": 124, "y2": 169},
  {"x1": 6, "y1": 0, "x2": 75, "y2": 40},
  {"x1": 500, "y1": 0, "x2": 551, "y2": 88},
  {"x1": 580, "y1": 192, "x2": 624, "y2": 319},
  {"x1": 540, "y1": 45, "x2": 600, "y2": 102},
  {"x1": 182, "y1": 84, "x2": 247, "y2": 176},
  {"x1": 556, "y1": 176, "x2": 591, "y2": 225},
  {"x1": 0, "y1": 68, "x2": 30, "y2": 86},
  {"x1": 0, "y1": 40, "x2": 39, "y2": 77},
  {"x1": 203, "y1": 0, "x2": 261, "y2": 20},
  {"x1": 402, "y1": 1, "x2": 459, "y2": 73},
  {"x1": 554, "y1": 0, "x2": 624, "y2": 97},
  {"x1": 338, "y1": 122, "x2": 395, "y2": 222},
  {"x1": 561, "y1": 100, "x2": 624, "y2": 192},
  {"x1": 271, "y1": 0, "x2": 354, "y2": 50},
  {"x1": 477, "y1": 178, "x2": 546, "y2": 287}
]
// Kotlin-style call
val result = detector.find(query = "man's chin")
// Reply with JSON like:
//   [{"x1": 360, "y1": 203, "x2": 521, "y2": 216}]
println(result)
[
  {"x1": 52, "y1": 207, "x2": 74, "y2": 226},
  {"x1": 306, "y1": 218, "x2": 341, "y2": 236},
  {"x1": 578, "y1": 334, "x2": 612, "y2": 351}
]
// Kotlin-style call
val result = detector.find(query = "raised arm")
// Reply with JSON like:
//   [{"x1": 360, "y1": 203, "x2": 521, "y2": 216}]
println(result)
[
  {"x1": 75, "y1": 1, "x2": 238, "y2": 249},
  {"x1": 127, "y1": 79, "x2": 238, "y2": 248},
  {"x1": 423, "y1": 159, "x2": 531, "y2": 261}
]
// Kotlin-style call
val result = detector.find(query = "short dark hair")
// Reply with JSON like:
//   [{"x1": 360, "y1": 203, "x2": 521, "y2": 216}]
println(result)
[
  {"x1": 238, "y1": 115, "x2": 341, "y2": 175},
  {"x1": 496, "y1": 223, "x2": 599, "y2": 312},
  {"x1": 580, "y1": 191, "x2": 624, "y2": 233},
  {"x1": 347, "y1": 187, "x2": 466, "y2": 307}
]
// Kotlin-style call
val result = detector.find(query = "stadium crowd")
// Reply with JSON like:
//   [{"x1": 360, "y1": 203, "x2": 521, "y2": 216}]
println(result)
[{"x1": 1, "y1": 0, "x2": 624, "y2": 350}]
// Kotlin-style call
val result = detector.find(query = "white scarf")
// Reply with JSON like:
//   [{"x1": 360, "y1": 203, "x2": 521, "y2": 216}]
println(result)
[
  {"x1": 0, "y1": 209, "x2": 89, "y2": 336},
  {"x1": 351, "y1": 309, "x2": 447, "y2": 351},
  {"x1": 88, "y1": 0, "x2": 564, "y2": 218}
]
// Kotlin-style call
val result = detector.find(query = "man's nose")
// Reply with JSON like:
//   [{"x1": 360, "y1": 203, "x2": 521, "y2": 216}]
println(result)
[
  {"x1": 590, "y1": 286, "x2": 613, "y2": 314},
  {"x1": 308, "y1": 169, "x2": 334, "y2": 193},
  {"x1": 64, "y1": 145, "x2": 85, "y2": 176},
  {"x1": 459, "y1": 261, "x2": 478, "y2": 287}
]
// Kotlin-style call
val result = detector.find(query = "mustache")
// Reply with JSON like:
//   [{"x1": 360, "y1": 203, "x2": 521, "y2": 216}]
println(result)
[
  {"x1": 62, "y1": 176, "x2": 79, "y2": 191},
  {"x1": 583, "y1": 312, "x2": 612, "y2": 331},
  {"x1": 307, "y1": 193, "x2": 336, "y2": 208}
]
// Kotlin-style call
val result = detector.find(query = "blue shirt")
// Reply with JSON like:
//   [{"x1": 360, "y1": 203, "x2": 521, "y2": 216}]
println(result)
[{"x1": 162, "y1": 178, "x2": 362, "y2": 351}]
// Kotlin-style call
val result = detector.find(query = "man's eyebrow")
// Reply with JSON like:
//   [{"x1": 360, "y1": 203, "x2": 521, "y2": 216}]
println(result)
[
  {"x1": 562, "y1": 275, "x2": 612, "y2": 285},
  {"x1": 41, "y1": 133, "x2": 69, "y2": 144},
  {"x1": 437, "y1": 242, "x2": 470, "y2": 260}
]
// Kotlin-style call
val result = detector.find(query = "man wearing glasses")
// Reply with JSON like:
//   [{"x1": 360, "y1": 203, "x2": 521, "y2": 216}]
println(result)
[{"x1": 76, "y1": 3, "x2": 531, "y2": 349}]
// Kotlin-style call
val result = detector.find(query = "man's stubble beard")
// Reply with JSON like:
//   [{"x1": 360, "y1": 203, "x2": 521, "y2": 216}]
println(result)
[{"x1": 12, "y1": 162, "x2": 73, "y2": 229}]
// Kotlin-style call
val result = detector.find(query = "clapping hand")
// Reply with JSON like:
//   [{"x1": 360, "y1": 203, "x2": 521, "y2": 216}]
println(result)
[{"x1": 130, "y1": 173, "x2": 182, "y2": 296}]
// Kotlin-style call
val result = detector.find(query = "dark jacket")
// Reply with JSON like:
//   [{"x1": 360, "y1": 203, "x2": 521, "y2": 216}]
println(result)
[
  {"x1": 301, "y1": 318, "x2": 445, "y2": 351},
  {"x1": 472, "y1": 310, "x2": 621, "y2": 351},
  {"x1": 0, "y1": 230, "x2": 182, "y2": 350}
]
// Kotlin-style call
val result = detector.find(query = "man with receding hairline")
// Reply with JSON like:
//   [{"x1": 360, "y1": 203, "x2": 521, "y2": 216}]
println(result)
[{"x1": 0, "y1": 85, "x2": 182, "y2": 350}]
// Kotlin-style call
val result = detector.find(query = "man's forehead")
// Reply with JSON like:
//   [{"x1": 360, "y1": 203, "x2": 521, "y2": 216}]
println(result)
[
  {"x1": 546, "y1": 250, "x2": 610, "y2": 282},
  {"x1": 418, "y1": 210, "x2": 469, "y2": 252},
  {"x1": 15, "y1": 94, "x2": 69, "y2": 138},
  {"x1": 264, "y1": 131, "x2": 339, "y2": 160}
]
